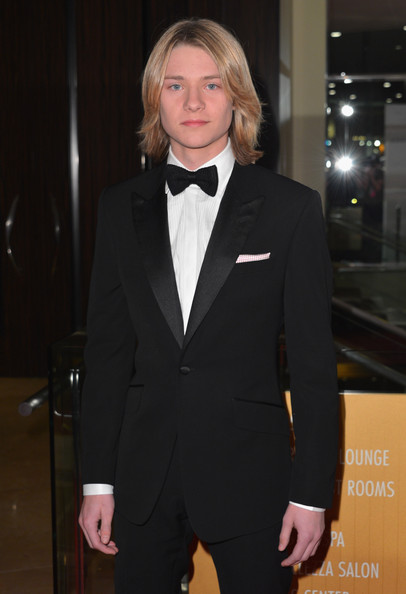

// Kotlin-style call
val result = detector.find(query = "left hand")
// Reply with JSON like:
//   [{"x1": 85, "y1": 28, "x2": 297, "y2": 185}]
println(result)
[{"x1": 278, "y1": 503, "x2": 325, "y2": 566}]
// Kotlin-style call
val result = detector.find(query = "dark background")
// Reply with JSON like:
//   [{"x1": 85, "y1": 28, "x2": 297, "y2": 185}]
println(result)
[{"x1": 0, "y1": 0, "x2": 279, "y2": 375}]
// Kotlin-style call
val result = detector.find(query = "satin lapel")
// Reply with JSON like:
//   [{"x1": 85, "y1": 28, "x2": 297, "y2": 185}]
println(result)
[
  {"x1": 131, "y1": 185, "x2": 184, "y2": 348},
  {"x1": 184, "y1": 165, "x2": 265, "y2": 348}
]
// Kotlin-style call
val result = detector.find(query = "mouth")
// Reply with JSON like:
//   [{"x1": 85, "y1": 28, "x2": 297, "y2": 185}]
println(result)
[{"x1": 181, "y1": 120, "x2": 208, "y2": 127}]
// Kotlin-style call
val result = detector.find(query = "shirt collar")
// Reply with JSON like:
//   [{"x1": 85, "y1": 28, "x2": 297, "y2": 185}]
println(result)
[{"x1": 166, "y1": 139, "x2": 235, "y2": 198}]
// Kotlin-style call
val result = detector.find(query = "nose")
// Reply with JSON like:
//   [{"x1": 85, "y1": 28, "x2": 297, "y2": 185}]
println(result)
[{"x1": 184, "y1": 86, "x2": 204, "y2": 111}]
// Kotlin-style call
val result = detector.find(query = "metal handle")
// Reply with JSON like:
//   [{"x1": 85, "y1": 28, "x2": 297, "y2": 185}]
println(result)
[
  {"x1": 5, "y1": 195, "x2": 22, "y2": 275},
  {"x1": 18, "y1": 386, "x2": 48, "y2": 416}
]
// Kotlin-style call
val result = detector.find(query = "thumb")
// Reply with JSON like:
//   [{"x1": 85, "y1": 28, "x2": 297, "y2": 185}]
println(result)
[{"x1": 99, "y1": 514, "x2": 112, "y2": 545}]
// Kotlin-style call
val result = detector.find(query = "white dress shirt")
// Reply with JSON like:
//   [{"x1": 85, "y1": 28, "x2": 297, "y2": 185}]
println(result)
[
  {"x1": 166, "y1": 140, "x2": 235, "y2": 330},
  {"x1": 83, "y1": 140, "x2": 323, "y2": 512}
]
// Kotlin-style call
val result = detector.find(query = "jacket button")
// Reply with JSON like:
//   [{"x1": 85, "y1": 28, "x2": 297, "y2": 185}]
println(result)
[{"x1": 180, "y1": 366, "x2": 191, "y2": 375}]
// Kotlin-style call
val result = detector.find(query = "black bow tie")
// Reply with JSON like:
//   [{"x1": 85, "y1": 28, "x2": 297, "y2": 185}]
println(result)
[{"x1": 166, "y1": 164, "x2": 218, "y2": 197}]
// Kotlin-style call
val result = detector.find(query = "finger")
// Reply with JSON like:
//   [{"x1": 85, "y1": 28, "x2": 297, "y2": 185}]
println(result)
[
  {"x1": 282, "y1": 536, "x2": 320, "y2": 567},
  {"x1": 82, "y1": 526, "x2": 94, "y2": 549},
  {"x1": 99, "y1": 503, "x2": 115, "y2": 547},
  {"x1": 80, "y1": 513, "x2": 107, "y2": 551},
  {"x1": 106, "y1": 541, "x2": 119, "y2": 554},
  {"x1": 281, "y1": 540, "x2": 307, "y2": 566},
  {"x1": 78, "y1": 514, "x2": 94, "y2": 549},
  {"x1": 97, "y1": 530, "x2": 119, "y2": 554},
  {"x1": 93, "y1": 541, "x2": 118, "y2": 555},
  {"x1": 278, "y1": 518, "x2": 293, "y2": 551},
  {"x1": 86, "y1": 526, "x2": 117, "y2": 554},
  {"x1": 309, "y1": 537, "x2": 322, "y2": 558},
  {"x1": 85, "y1": 522, "x2": 102, "y2": 549},
  {"x1": 99, "y1": 516, "x2": 112, "y2": 545}
]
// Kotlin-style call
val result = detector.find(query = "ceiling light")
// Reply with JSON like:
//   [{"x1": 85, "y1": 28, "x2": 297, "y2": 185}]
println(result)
[
  {"x1": 341, "y1": 105, "x2": 354, "y2": 117},
  {"x1": 383, "y1": 82, "x2": 392, "y2": 88},
  {"x1": 330, "y1": 32, "x2": 342, "y2": 38},
  {"x1": 336, "y1": 156, "x2": 353, "y2": 172}
]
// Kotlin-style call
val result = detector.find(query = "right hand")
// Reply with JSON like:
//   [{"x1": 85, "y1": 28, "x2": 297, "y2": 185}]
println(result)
[{"x1": 79, "y1": 494, "x2": 118, "y2": 555}]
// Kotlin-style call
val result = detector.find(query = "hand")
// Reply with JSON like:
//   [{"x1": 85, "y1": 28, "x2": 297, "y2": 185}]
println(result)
[
  {"x1": 79, "y1": 494, "x2": 118, "y2": 555},
  {"x1": 278, "y1": 503, "x2": 324, "y2": 566}
]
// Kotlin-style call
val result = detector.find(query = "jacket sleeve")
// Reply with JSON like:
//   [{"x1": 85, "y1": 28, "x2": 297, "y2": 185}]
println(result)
[
  {"x1": 283, "y1": 190, "x2": 339, "y2": 509},
  {"x1": 80, "y1": 191, "x2": 136, "y2": 485}
]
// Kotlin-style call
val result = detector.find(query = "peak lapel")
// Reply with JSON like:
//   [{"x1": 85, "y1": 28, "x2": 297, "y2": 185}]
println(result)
[
  {"x1": 184, "y1": 165, "x2": 265, "y2": 348},
  {"x1": 131, "y1": 184, "x2": 184, "y2": 348}
]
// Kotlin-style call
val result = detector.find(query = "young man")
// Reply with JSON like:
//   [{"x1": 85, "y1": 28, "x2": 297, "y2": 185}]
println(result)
[{"x1": 79, "y1": 18, "x2": 339, "y2": 594}]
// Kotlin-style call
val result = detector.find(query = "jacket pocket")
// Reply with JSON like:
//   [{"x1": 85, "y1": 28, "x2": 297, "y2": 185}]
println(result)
[
  {"x1": 231, "y1": 257, "x2": 273, "y2": 275},
  {"x1": 232, "y1": 398, "x2": 290, "y2": 435}
]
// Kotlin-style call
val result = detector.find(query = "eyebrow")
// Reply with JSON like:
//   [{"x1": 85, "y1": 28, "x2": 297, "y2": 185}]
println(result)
[{"x1": 164, "y1": 74, "x2": 221, "y2": 80}]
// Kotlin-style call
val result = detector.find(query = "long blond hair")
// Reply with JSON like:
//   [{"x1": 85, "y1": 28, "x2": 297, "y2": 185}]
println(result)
[{"x1": 139, "y1": 18, "x2": 263, "y2": 165}]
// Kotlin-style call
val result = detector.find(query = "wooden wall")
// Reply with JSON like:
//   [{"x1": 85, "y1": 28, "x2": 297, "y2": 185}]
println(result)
[{"x1": 0, "y1": 0, "x2": 72, "y2": 375}]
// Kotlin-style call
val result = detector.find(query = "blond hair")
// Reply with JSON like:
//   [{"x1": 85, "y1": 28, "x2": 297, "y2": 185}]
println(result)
[{"x1": 139, "y1": 18, "x2": 263, "y2": 165}]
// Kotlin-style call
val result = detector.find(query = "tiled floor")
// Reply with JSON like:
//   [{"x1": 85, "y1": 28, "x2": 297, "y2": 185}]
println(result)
[{"x1": 0, "y1": 378, "x2": 53, "y2": 594}]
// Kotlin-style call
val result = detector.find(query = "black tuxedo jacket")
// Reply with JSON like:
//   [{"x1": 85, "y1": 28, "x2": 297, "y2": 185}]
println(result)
[{"x1": 81, "y1": 162, "x2": 339, "y2": 542}]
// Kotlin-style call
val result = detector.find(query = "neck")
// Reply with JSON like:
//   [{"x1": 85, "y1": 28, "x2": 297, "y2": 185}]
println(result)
[{"x1": 170, "y1": 139, "x2": 229, "y2": 170}]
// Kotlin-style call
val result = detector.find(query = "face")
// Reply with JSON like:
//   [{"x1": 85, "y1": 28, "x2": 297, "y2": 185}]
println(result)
[{"x1": 160, "y1": 44, "x2": 234, "y2": 168}]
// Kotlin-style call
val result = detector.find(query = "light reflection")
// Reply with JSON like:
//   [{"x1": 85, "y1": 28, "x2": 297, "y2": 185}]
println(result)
[
  {"x1": 341, "y1": 105, "x2": 354, "y2": 117},
  {"x1": 336, "y1": 156, "x2": 353, "y2": 172}
]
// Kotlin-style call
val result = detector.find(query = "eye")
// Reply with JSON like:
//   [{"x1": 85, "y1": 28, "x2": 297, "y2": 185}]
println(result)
[
  {"x1": 206, "y1": 83, "x2": 219, "y2": 90},
  {"x1": 169, "y1": 83, "x2": 182, "y2": 91}
]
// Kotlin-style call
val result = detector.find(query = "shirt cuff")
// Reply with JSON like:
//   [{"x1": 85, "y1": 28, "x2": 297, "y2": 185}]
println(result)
[
  {"x1": 83, "y1": 483, "x2": 114, "y2": 496},
  {"x1": 289, "y1": 501, "x2": 325, "y2": 512}
]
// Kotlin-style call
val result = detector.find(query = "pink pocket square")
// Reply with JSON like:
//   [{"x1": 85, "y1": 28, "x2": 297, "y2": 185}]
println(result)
[{"x1": 236, "y1": 252, "x2": 271, "y2": 263}]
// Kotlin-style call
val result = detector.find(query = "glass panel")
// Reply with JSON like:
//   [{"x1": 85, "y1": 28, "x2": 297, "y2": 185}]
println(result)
[
  {"x1": 326, "y1": 5, "x2": 406, "y2": 333},
  {"x1": 49, "y1": 331, "x2": 115, "y2": 594}
]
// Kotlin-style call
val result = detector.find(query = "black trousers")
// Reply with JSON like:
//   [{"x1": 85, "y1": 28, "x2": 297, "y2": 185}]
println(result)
[{"x1": 114, "y1": 446, "x2": 292, "y2": 594}]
